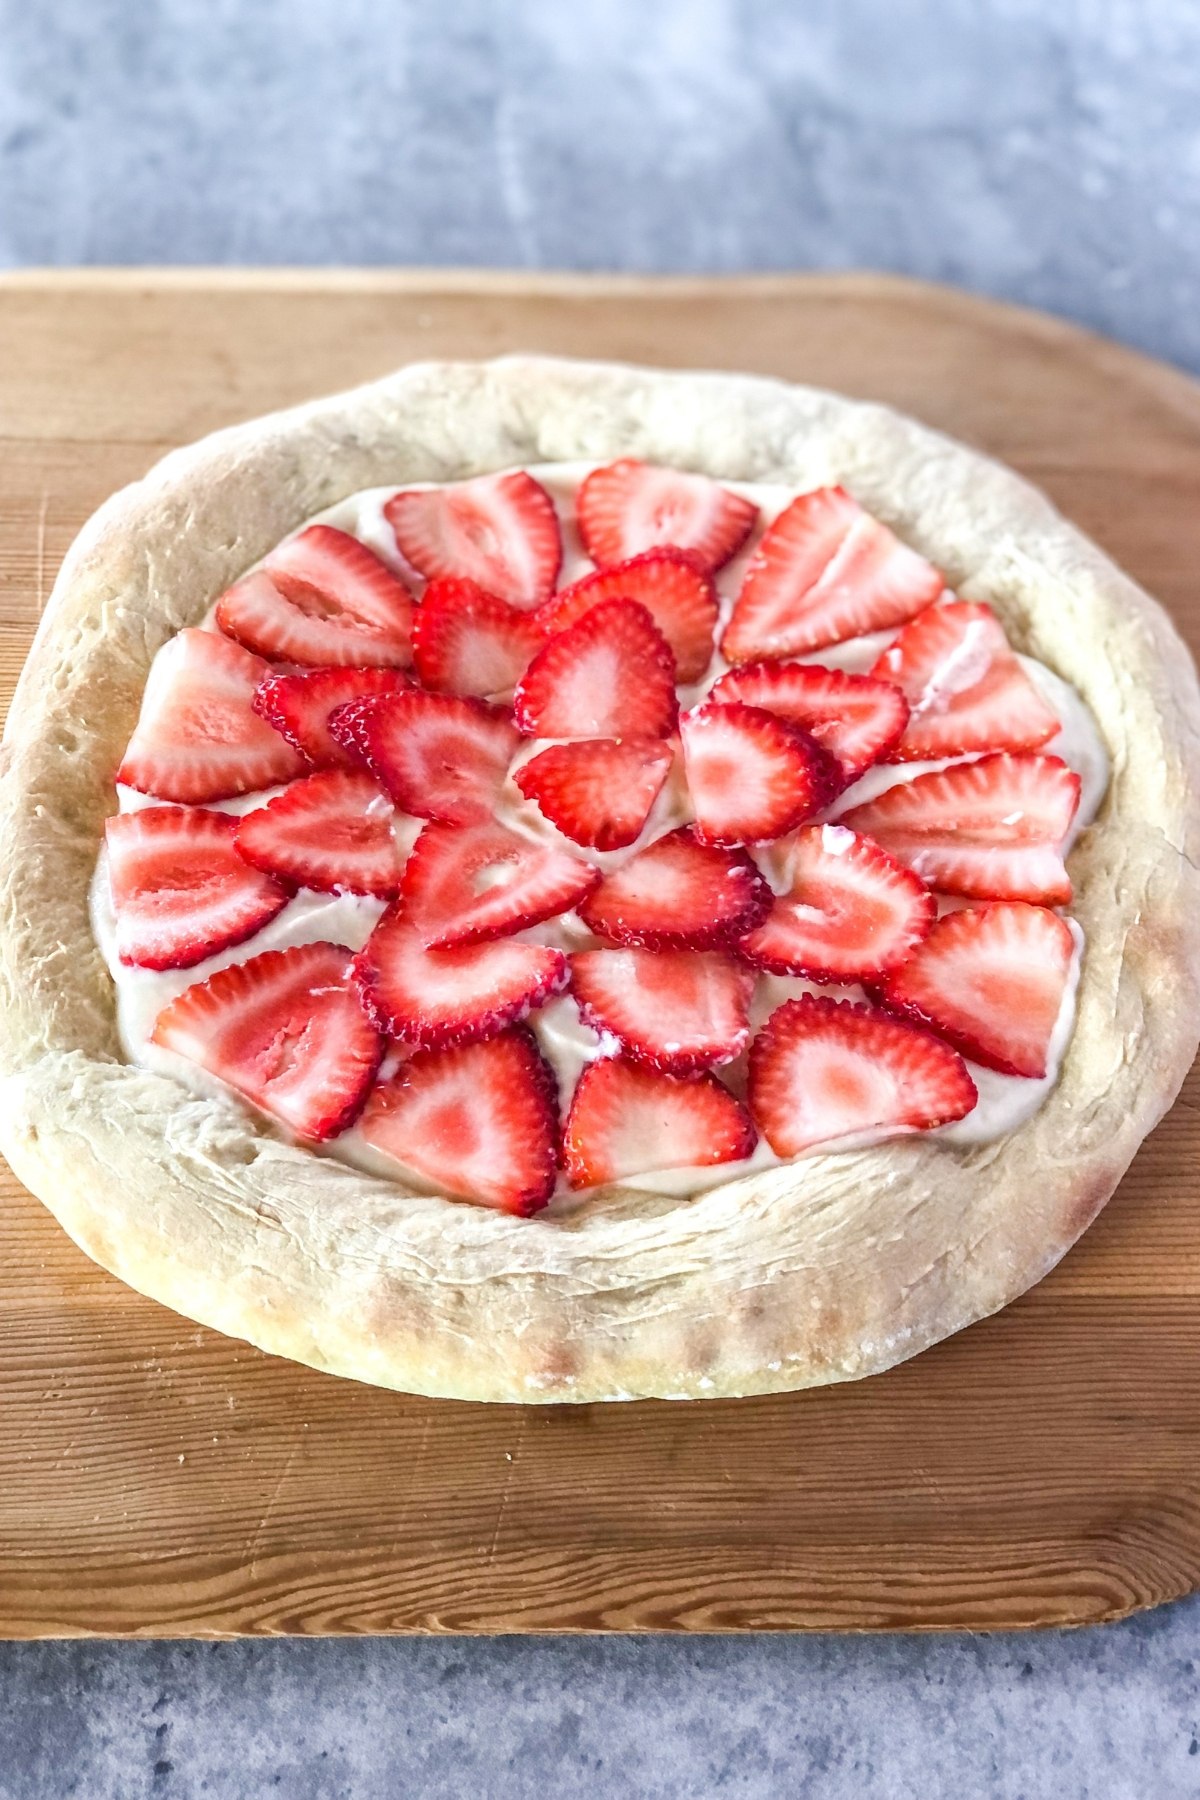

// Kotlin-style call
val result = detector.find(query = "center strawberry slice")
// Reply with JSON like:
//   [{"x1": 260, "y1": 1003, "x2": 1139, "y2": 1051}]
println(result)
[
  {"x1": 105, "y1": 806, "x2": 290, "y2": 971},
  {"x1": 234, "y1": 769, "x2": 408, "y2": 897},
  {"x1": 216, "y1": 525, "x2": 414, "y2": 667},
  {"x1": 534, "y1": 549, "x2": 720, "y2": 683},
  {"x1": 350, "y1": 690, "x2": 520, "y2": 825},
  {"x1": 357, "y1": 1028, "x2": 560, "y2": 1216},
  {"x1": 384, "y1": 470, "x2": 562, "y2": 608},
  {"x1": 253, "y1": 667, "x2": 411, "y2": 770},
  {"x1": 562, "y1": 1057, "x2": 756, "y2": 1189},
  {"x1": 575, "y1": 460, "x2": 759, "y2": 572},
  {"x1": 411, "y1": 576, "x2": 545, "y2": 697},
  {"x1": 400, "y1": 820, "x2": 600, "y2": 948},
  {"x1": 679, "y1": 701, "x2": 835, "y2": 846},
  {"x1": 709, "y1": 662, "x2": 909, "y2": 788},
  {"x1": 151, "y1": 941, "x2": 384, "y2": 1141},
  {"x1": 721, "y1": 486, "x2": 944, "y2": 662},
  {"x1": 570, "y1": 947, "x2": 755, "y2": 1073},
  {"x1": 747, "y1": 994, "x2": 977, "y2": 1156},
  {"x1": 513, "y1": 738, "x2": 674, "y2": 851},
  {"x1": 513, "y1": 598, "x2": 678, "y2": 739},
  {"x1": 578, "y1": 827, "x2": 772, "y2": 949}
]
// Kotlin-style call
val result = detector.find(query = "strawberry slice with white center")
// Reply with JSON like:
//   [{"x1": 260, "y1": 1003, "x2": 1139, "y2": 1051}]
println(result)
[
  {"x1": 578, "y1": 827, "x2": 771, "y2": 949},
  {"x1": 534, "y1": 549, "x2": 719, "y2": 683},
  {"x1": 563, "y1": 1057, "x2": 756, "y2": 1189},
  {"x1": 353, "y1": 905, "x2": 568, "y2": 1048},
  {"x1": 400, "y1": 820, "x2": 600, "y2": 948},
  {"x1": 235, "y1": 769, "x2": 408, "y2": 897},
  {"x1": 570, "y1": 947, "x2": 756, "y2": 1074},
  {"x1": 871, "y1": 600, "x2": 1060, "y2": 760},
  {"x1": 575, "y1": 460, "x2": 759, "y2": 573},
  {"x1": 151, "y1": 941, "x2": 383, "y2": 1141},
  {"x1": 412, "y1": 576, "x2": 545, "y2": 697},
  {"x1": 513, "y1": 738, "x2": 674, "y2": 851},
  {"x1": 839, "y1": 752, "x2": 1082, "y2": 904},
  {"x1": 747, "y1": 993, "x2": 977, "y2": 1157},
  {"x1": 739, "y1": 824, "x2": 936, "y2": 982},
  {"x1": 215, "y1": 525, "x2": 414, "y2": 667},
  {"x1": 710, "y1": 661, "x2": 909, "y2": 788},
  {"x1": 384, "y1": 471, "x2": 561, "y2": 609},
  {"x1": 721, "y1": 486, "x2": 944, "y2": 662},
  {"x1": 253, "y1": 667, "x2": 410, "y2": 770},
  {"x1": 117, "y1": 628, "x2": 308, "y2": 803},
  {"x1": 105, "y1": 806, "x2": 290, "y2": 971},
  {"x1": 878, "y1": 901, "x2": 1075, "y2": 1079},
  {"x1": 358, "y1": 1029, "x2": 559, "y2": 1215},
  {"x1": 351, "y1": 690, "x2": 520, "y2": 825},
  {"x1": 679, "y1": 701, "x2": 835, "y2": 846},
  {"x1": 513, "y1": 598, "x2": 678, "y2": 739}
]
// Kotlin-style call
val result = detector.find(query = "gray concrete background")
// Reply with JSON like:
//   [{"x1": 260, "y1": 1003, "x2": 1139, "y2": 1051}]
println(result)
[{"x1": 2, "y1": 1, "x2": 1200, "y2": 1795}]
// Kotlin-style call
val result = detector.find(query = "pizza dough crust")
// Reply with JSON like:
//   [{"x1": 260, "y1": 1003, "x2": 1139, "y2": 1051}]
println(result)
[{"x1": 1, "y1": 356, "x2": 1198, "y2": 1403}]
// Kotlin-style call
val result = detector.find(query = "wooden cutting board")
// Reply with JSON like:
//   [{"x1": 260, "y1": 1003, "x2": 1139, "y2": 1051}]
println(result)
[{"x1": 2, "y1": 270, "x2": 1199, "y2": 1637}]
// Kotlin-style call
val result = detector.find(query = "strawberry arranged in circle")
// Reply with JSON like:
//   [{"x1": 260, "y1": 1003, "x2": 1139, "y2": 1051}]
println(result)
[
  {"x1": 877, "y1": 901, "x2": 1075, "y2": 1079},
  {"x1": 570, "y1": 947, "x2": 755, "y2": 1074},
  {"x1": 216, "y1": 525, "x2": 414, "y2": 667},
  {"x1": 578, "y1": 827, "x2": 771, "y2": 949},
  {"x1": 151, "y1": 941, "x2": 384, "y2": 1141},
  {"x1": 534, "y1": 549, "x2": 719, "y2": 683},
  {"x1": 354, "y1": 906, "x2": 568, "y2": 1048},
  {"x1": 748, "y1": 994, "x2": 977, "y2": 1157},
  {"x1": 412, "y1": 576, "x2": 544, "y2": 697},
  {"x1": 679, "y1": 701, "x2": 834, "y2": 846},
  {"x1": 117, "y1": 628, "x2": 308, "y2": 804},
  {"x1": 740, "y1": 824, "x2": 936, "y2": 983},
  {"x1": 513, "y1": 598, "x2": 678, "y2": 739},
  {"x1": 400, "y1": 820, "x2": 599, "y2": 948},
  {"x1": 721, "y1": 486, "x2": 943, "y2": 662},
  {"x1": 235, "y1": 769, "x2": 408, "y2": 897},
  {"x1": 105, "y1": 806, "x2": 290, "y2": 971},
  {"x1": 562, "y1": 1057, "x2": 756, "y2": 1189},
  {"x1": 871, "y1": 600, "x2": 1060, "y2": 761},
  {"x1": 513, "y1": 738, "x2": 674, "y2": 851},
  {"x1": 710, "y1": 661, "x2": 909, "y2": 789},
  {"x1": 253, "y1": 666, "x2": 410, "y2": 770},
  {"x1": 839, "y1": 752, "x2": 1081, "y2": 905},
  {"x1": 384, "y1": 471, "x2": 561, "y2": 608},
  {"x1": 575, "y1": 459, "x2": 758, "y2": 573},
  {"x1": 358, "y1": 1028, "x2": 559, "y2": 1216},
  {"x1": 351, "y1": 690, "x2": 519, "y2": 825}
]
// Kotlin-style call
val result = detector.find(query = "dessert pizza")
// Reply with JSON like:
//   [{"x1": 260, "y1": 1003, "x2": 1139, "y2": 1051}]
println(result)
[{"x1": 0, "y1": 357, "x2": 1197, "y2": 1403}]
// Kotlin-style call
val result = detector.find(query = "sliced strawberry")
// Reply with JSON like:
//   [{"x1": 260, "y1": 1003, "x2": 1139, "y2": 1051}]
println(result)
[
  {"x1": 234, "y1": 769, "x2": 407, "y2": 897},
  {"x1": 412, "y1": 576, "x2": 544, "y2": 697},
  {"x1": 117, "y1": 628, "x2": 308, "y2": 803},
  {"x1": 215, "y1": 525, "x2": 414, "y2": 667},
  {"x1": 575, "y1": 460, "x2": 758, "y2": 573},
  {"x1": 878, "y1": 902, "x2": 1075, "y2": 1079},
  {"x1": 358, "y1": 1028, "x2": 559, "y2": 1215},
  {"x1": 721, "y1": 486, "x2": 943, "y2": 662},
  {"x1": 105, "y1": 806, "x2": 290, "y2": 971},
  {"x1": 870, "y1": 601, "x2": 1060, "y2": 760},
  {"x1": 563, "y1": 1057, "x2": 755, "y2": 1189},
  {"x1": 534, "y1": 550, "x2": 719, "y2": 683},
  {"x1": 151, "y1": 941, "x2": 383, "y2": 1141},
  {"x1": 739, "y1": 824, "x2": 936, "y2": 982},
  {"x1": 710, "y1": 662, "x2": 909, "y2": 787},
  {"x1": 570, "y1": 947, "x2": 755, "y2": 1074},
  {"x1": 351, "y1": 690, "x2": 520, "y2": 825},
  {"x1": 253, "y1": 667, "x2": 410, "y2": 770},
  {"x1": 513, "y1": 739, "x2": 673, "y2": 851},
  {"x1": 578, "y1": 827, "x2": 771, "y2": 949},
  {"x1": 839, "y1": 753, "x2": 1081, "y2": 904},
  {"x1": 513, "y1": 599, "x2": 677, "y2": 739},
  {"x1": 354, "y1": 905, "x2": 568, "y2": 1048},
  {"x1": 400, "y1": 820, "x2": 599, "y2": 948},
  {"x1": 747, "y1": 993, "x2": 976, "y2": 1156},
  {"x1": 326, "y1": 694, "x2": 385, "y2": 767},
  {"x1": 384, "y1": 471, "x2": 561, "y2": 609},
  {"x1": 679, "y1": 702, "x2": 835, "y2": 846}
]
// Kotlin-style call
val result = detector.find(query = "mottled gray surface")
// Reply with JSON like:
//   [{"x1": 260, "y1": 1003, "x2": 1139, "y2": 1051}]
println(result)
[{"x1": 2, "y1": 0, "x2": 1200, "y2": 1794}]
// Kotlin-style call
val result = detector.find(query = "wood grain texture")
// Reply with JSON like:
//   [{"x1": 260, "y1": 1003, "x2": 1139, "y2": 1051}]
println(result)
[{"x1": 1, "y1": 269, "x2": 1198, "y2": 1637}]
